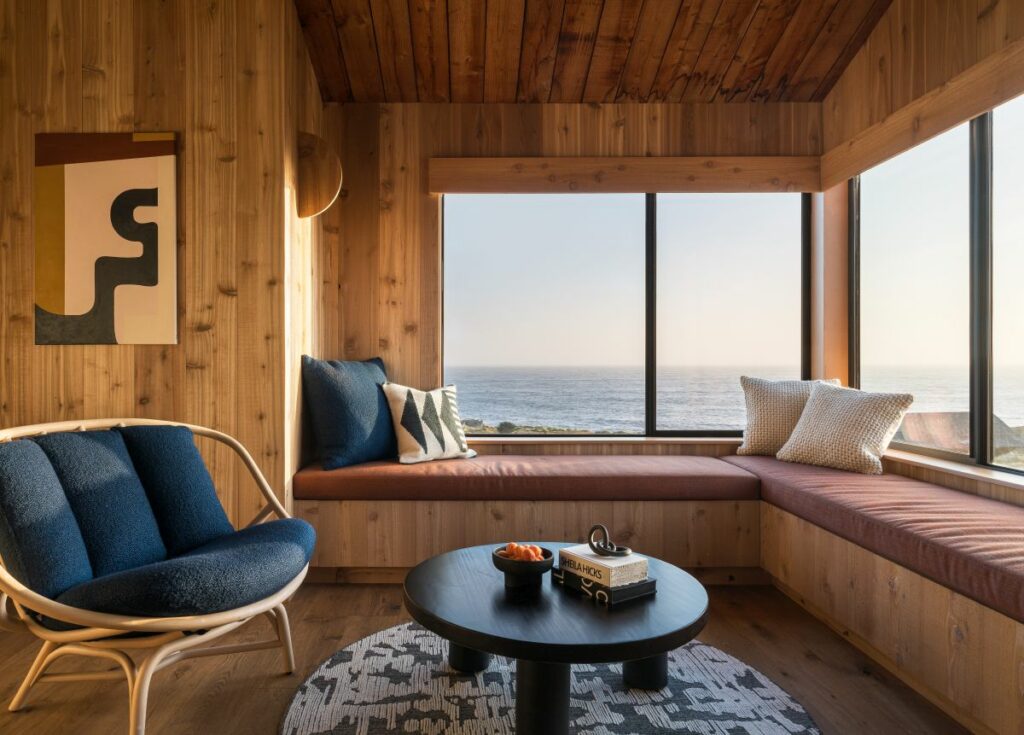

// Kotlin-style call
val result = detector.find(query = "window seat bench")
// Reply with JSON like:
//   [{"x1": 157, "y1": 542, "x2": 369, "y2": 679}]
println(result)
[
  {"x1": 292, "y1": 454, "x2": 764, "y2": 577},
  {"x1": 293, "y1": 450, "x2": 1024, "y2": 733}
]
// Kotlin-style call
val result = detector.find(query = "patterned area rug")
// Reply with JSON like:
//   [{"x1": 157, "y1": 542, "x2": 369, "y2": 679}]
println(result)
[{"x1": 282, "y1": 623, "x2": 820, "y2": 735}]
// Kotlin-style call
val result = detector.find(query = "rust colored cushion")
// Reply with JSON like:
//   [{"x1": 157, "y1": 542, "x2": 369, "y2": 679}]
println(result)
[
  {"x1": 724, "y1": 454, "x2": 1024, "y2": 623},
  {"x1": 294, "y1": 455, "x2": 760, "y2": 502}
]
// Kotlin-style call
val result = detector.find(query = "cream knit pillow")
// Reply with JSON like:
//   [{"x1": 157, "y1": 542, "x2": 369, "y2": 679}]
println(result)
[
  {"x1": 737, "y1": 377, "x2": 840, "y2": 456},
  {"x1": 776, "y1": 382, "x2": 914, "y2": 474}
]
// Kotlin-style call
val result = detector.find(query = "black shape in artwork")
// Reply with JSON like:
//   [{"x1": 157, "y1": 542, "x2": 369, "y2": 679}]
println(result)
[{"x1": 36, "y1": 187, "x2": 159, "y2": 345}]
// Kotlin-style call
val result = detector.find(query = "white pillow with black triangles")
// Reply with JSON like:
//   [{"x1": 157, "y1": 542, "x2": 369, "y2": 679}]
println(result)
[{"x1": 382, "y1": 383, "x2": 477, "y2": 464}]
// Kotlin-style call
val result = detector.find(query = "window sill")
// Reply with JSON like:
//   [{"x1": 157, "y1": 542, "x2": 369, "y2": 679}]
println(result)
[
  {"x1": 883, "y1": 448, "x2": 1024, "y2": 492},
  {"x1": 467, "y1": 436, "x2": 743, "y2": 446}
]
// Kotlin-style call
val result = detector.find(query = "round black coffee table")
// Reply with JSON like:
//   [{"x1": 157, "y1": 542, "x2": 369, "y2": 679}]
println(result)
[{"x1": 403, "y1": 542, "x2": 708, "y2": 735}]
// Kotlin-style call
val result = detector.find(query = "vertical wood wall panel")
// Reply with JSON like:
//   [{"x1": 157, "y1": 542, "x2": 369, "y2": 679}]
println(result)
[
  {"x1": 0, "y1": 0, "x2": 325, "y2": 525},
  {"x1": 331, "y1": 101, "x2": 823, "y2": 386}
]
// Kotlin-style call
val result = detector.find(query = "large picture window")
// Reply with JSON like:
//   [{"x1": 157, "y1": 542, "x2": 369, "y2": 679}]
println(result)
[
  {"x1": 656, "y1": 194, "x2": 805, "y2": 431},
  {"x1": 444, "y1": 194, "x2": 646, "y2": 435},
  {"x1": 858, "y1": 124, "x2": 971, "y2": 454},
  {"x1": 993, "y1": 94, "x2": 1024, "y2": 470},
  {"x1": 443, "y1": 193, "x2": 809, "y2": 436},
  {"x1": 852, "y1": 92, "x2": 1024, "y2": 474}
]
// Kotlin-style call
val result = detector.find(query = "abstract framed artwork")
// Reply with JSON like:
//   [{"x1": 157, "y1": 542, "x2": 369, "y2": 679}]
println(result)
[{"x1": 34, "y1": 132, "x2": 178, "y2": 345}]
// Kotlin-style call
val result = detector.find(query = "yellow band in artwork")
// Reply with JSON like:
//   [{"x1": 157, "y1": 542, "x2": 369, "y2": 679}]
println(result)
[{"x1": 34, "y1": 164, "x2": 65, "y2": 315}]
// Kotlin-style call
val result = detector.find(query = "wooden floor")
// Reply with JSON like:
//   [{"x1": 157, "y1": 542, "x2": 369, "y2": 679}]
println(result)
[{"x1": 0, "y1": 584, "x2": 965, "y2": 735}]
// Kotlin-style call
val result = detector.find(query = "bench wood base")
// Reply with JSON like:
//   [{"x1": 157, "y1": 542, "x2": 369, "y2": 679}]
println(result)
[
  {"x1": 762, "y1": 504, "x2": 1023, "y2": 735},
  {"x1": 294, "y1": 499, "x2": 761, "y2": 569}
]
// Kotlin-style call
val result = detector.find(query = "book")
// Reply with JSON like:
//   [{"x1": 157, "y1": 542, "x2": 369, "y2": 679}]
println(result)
[
  {"x1": 557, "y1": 543, "x2": 648, "y2": 588},
  {"x1": 552, "y1": 567, "x2": 657, "y2": 606}
]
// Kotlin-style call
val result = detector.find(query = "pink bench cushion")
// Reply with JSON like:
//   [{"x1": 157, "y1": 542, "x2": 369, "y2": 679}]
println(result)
[
  {"x1": 723, "y1": 455, "x2": 1024, "y2": 623},
  {"x1": 294, "y1": 454, "x2": 760, "y2": 502}
]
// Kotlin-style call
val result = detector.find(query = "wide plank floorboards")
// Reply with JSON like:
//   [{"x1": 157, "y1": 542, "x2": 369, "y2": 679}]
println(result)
[{"x1": 0, "y1": 584, "x2": 965, "y2": 734}]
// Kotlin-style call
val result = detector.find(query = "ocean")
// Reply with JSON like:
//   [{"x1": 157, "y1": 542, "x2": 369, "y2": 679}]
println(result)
[{"x1": 445, "y1": 365, "x2": 1024, "y2": 434}]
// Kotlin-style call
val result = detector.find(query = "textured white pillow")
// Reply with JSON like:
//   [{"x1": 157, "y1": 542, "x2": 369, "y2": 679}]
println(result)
[
  {"x1": 382, "y1": 383, "x2": 476, "y2": 464},
  {"x1": 777, "y1": 382, "x2": 914, "y2": 474},
  {"x1": 737, "y1": 377, "x2": 840, "y2": 456}
]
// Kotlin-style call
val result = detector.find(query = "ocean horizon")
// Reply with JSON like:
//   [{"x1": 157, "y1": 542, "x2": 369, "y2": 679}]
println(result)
[{"x1": 445, "y1": 365, "x2": 1024, "y2": 433}]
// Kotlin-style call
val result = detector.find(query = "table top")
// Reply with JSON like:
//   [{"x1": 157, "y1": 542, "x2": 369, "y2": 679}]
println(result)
[{"x1": 403, "y1": 542, "x2": 708, "y2": 664}]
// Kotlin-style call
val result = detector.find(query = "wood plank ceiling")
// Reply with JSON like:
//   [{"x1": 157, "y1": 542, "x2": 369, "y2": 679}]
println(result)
[{"x1": 294, "y1": 0, "x2": 892, "y2": 104}]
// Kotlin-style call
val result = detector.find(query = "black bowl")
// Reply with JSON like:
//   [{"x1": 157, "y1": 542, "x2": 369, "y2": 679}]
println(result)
[{"x1": 492, "y1": 546, "x2": 554, "y2": 589}]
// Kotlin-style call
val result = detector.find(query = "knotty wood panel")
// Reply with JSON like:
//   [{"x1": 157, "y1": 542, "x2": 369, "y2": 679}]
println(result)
[
  {"x1": 823, "y1": 0, "x2": 1024, "y2": 177},
  {"x1": 0, "y1": 0, "x2": 327, "y2": 524},
  {"x1": 331, "y1": 102, "x2": 822, "y2": 387},
  {"x1": 428, "y1": 156, "x2": 822, "y2": 193},
  {"x1": 762, "y1": 504, "x2": 1024, "y2": 735},
  {"x1": 294, "y1": 0, "x2": 890, "y2": 103},
  {"x1": 295, "y1": 499, "x2": 761, "y2": 569}
]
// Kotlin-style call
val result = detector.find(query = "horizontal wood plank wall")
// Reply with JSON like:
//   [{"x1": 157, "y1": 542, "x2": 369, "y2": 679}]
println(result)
[
  {"x1": 822, "y1": 0, "x2": 1024, "y2": 184},
  {"x1": 762, "y1": 504, "x2": 1023, "y2": 735},
  {"x1": 294, "y1": 499, "x2": 761, "y2": 570},
  {"x1": 332, "y1": 102, "x2": 823, "y2": 387},
  {"x1": 428, "y1": 156, "x2": 822, "y2": 193},
  {"x1": 0, "y1": 0, "x2": 324, "y2": 524}
]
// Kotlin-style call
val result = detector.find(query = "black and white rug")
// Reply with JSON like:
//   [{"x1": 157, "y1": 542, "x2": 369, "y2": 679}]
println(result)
[{"x1": 282, "y1": 623, "x2": 819, "y2": 735}]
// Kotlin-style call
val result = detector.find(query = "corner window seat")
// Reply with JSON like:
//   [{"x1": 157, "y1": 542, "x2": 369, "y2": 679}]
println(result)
[
  {"x1": 724, "y1": 455, "x2": 1024, "y2": 624},
  {"x1": 293, "y1": 454, "x2": 761, "y2": 501}
]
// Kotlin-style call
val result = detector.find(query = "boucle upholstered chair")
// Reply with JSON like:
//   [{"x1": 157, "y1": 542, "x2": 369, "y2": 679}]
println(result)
[{"x1": 0, "y1": 419, "x2": 315, "y2": 735}]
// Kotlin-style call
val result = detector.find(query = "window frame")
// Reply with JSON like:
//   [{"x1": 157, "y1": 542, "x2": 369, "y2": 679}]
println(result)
[
  {"x1": 442, "y1": 192, "x2": 813, "y2": 438},
  {"x1": 848, "y1": 111, "x2": 1024, "y2": 475}
]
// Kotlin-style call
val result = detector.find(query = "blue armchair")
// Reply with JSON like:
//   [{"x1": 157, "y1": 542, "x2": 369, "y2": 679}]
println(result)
[{"x1": 0, "y1": 419, "x2": 315, "y2": 735}]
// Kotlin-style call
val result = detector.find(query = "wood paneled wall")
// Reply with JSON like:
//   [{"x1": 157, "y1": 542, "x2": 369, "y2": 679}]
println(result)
[
  {"x1": 763, "y1": 504, "x2": 1024, "y2": 735},
  {"x1": 822, "y1": 0, "x2": 1024, "y2": 178},
  {"x1": 332, "y1": 102, "x2": 823, "y2": 386},
  {"x1": 0, "y1": 0, "x2": 328, "y2": 523}
]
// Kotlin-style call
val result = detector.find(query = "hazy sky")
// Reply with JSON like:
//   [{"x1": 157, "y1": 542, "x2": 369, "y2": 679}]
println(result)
[
  {"x1": 994, "y1": 94, "x2": 1024, "y2": 370},
  {"x1": 861, "y1": 91, "x2": 1024, "y2": 369},
  {"x1": 444, "y1": 93, "x2": 1024, "y2": 371},
  {"x1": 443, "y1": 192, "x2": 800, "y2": 368},
  {"x1": 443, "y1": 194, "x2": 645, "y2": 367}
]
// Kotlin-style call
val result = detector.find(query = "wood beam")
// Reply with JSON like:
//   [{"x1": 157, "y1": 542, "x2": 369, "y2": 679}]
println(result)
[
  {"x1": 428, "y1": 156, "x2": 822, "y2": 194},
  {"x1": 821, "y1": 35, "x2": 1024, "y2": 189}
]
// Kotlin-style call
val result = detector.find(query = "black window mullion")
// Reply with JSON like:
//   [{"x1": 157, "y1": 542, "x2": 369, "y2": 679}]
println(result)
[
  {"x1": 645, "y1": 193, "x2": 657, "y2": 437},
  {"x1": 848, "y1": 177, "x2": 861, "y2": 389},
  {"x1": 970, "y1": 114, "x2": 994, "y2": 465},
  {"x1": 801, "y1": 193, "x2": 812, "y2": 380}
]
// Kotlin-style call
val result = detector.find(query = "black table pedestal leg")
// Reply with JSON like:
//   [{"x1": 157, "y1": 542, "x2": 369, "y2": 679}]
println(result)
[
  {"x1": 515, "y1": 659, "x2": 570, "y2": 735},
  {"x1": 623, "y1": 653, "x2": 668, "y2": 689},
  {"x1": 449, "y1": 642, "x2": 490, "y2": 673}
]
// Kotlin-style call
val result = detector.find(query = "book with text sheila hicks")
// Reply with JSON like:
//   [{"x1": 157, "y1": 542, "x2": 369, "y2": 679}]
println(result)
[{"x1": 557, "y1": 543, "x2": 648, "y2": 588}]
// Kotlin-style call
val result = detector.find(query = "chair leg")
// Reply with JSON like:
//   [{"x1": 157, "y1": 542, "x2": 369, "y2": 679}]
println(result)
[
  {"x1": 129, "y1": 644, "x2": 171, "y2": 735},
  {"x1": 9, "y1": 640, "x2": 56, "y2": 711},
  {"x1": 272, "y1": 604, "x2": 296, "y2": 674}
]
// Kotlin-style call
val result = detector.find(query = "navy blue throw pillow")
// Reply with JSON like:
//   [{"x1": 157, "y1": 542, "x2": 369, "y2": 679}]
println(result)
[
  {"x1": 118, "y1": 426, "x2": 235, "y2": 555},
  {"x1": 302, "y1": 355, "x2": 397, "y2": 469}
]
